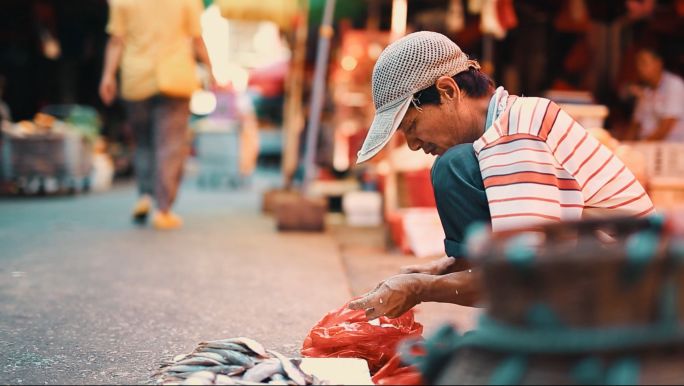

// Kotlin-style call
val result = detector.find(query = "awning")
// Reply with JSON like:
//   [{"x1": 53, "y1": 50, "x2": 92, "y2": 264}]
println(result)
[{"x1": 213, "y1": 0, "x2": 299, "y2": 31}]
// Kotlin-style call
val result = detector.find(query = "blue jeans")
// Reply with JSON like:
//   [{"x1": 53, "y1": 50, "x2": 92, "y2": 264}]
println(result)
[{"x1": 125, "y1": 95, "x2": 190, "y2": 212}]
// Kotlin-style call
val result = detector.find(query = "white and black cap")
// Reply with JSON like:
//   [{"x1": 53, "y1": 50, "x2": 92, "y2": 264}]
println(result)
[{"x1": 356, "y1": 31, "x2": 480, "y2": 163}]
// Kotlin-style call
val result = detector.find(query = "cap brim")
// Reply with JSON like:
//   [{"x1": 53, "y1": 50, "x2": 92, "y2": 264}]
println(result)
[{"x1": 356, "y1": 97, "x2": 412, "y2": 164}]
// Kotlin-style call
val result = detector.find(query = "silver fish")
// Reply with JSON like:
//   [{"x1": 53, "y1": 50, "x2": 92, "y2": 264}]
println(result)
[
  {"x1": 159, "y1": 365, "x2": 216, "y2": 375},
  {"x1": 203, "y1": 365, "x2": 247, "y2": 376},
  {"x1": 181, "y1": 377, "x2": 213, "y2": 386},
  {"x1": 215, "y1": 374, "x2": 237, "y2": 385},
  {"x1": 219, "y1": 349, "x2": 254, "y2": 368},
  {"x1": 195, "y1": 348, "x2": 254, "y2": 364},
  {"x1": 173, "y1": 354, "x2": 192, "y2": 362},
  {"x1": 224, "y1": 338, "x2": 268, "y2": 357},
  {"x1": 233, "y1": 381, "x2": 270, "y2": 386},
  {"x1": 242, "y1": 361, "x2": 283, "y2": 383},
  {"x1": 266, "y1": 350, "x2": 306, "y2": 386},
  {"x1": 198, "y1": 342, "x2": 252, "y2": 354},
  {"x1": 270, "y1": 374, "x2": 288, "y2": 383},
  {"x1": 188, "y1": 352, "x2": 230, "y2": 364},
  {"x1": 175, "y1": 357, "x2": 226, "y2": 367}
]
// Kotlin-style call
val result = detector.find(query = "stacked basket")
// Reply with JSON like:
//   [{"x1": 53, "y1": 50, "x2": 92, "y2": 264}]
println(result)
[{"x1": 406, "y1": 216, "x2": 684, "y2": 385}]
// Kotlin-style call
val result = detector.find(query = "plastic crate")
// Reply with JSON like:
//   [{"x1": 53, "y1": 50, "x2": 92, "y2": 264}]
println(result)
[
  {"x1": 625, "y1": 142, "x2": 684, "y2": 210},
  {"x1": 1, "y1": 132, "x2": 91, "y2": 194},
  {"x1": 195, "y1": 123, "x2": 242, "y2": 188},
  {"x1": 626, "y1": 142, "x2": 684, "y2": 178}
]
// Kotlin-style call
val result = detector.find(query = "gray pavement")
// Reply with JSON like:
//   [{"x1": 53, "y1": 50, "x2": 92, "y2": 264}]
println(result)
[{"x1": 0, "y1": 173, "x2": 352, "y2": 385}]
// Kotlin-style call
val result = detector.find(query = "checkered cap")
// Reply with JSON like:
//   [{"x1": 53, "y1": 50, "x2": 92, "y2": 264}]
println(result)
[{"x1": 356, "y1": 31, "x2": 480, "y2": 163}]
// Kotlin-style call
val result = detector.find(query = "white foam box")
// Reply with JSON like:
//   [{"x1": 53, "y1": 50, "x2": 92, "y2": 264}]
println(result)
[
  {"x1": 342, "y1": 191, "x2": 383, "y2": 227},
  {"x1": 299, "y1": 358, "x2": 374, "y2": 385}
]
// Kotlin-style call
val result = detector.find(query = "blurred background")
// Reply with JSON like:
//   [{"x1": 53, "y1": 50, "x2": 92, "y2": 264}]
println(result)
[{"x1": 1, "y1": 1, "x2": 684, "y2": 384}]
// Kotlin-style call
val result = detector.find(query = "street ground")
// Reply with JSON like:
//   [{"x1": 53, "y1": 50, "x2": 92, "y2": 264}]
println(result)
[{"x1": 0, "y1": 169, "x2": 478, "y2": 385}]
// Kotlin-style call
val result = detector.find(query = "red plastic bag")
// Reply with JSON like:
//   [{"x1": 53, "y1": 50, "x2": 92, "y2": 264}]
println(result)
[
  {"x1": 301, "y1": 301, "x2": 423, "y2": 374},
  {"x1": 372, "y1": 353, "x2": 424, "y2": 385}
]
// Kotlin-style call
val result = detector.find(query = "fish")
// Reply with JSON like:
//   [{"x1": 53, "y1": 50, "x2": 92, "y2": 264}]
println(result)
[
  {"x1": 195, "y1": 348, "x2": 254, "y2": 364},
  {"x1": 266, "y1": 350, "x2": 306, "y2": 386},
  {"x1": 187, "y1": 352, "x2": 230, "y2": 364},
  {"x1": 224, "y1": 338, "x2": 268, "y2": 357},
  {"x1": 233, "y1": 381, "x2": 270, "y2": 386},
  {"x1": 241, "y1": 361, "x2": 283, "y2": 383},
  {"x1": 180, "y1": 377, "x2": 213, "y2": 386},
  {"x1": 215, "y1": 374, "x2": 237, "y2": 385},
  {"x1": 269, "y1": 374, "x2": 288, "y2": 383},
  {"x1": 173, "y1": 354, "x2": 192, "y2": 362},
  {"x1": 219, "y1": 349, "x2": 254, "y2": 368},
  {"x1": 174, "y1": 356, "x2": 226, "y2": 367},
  {"x1": 197, "y1": 343, "x2": 252, "y2": 354},
  {"x1": 202, "y1": 365, "x2": 247, "y2": 376},
  {"x1": 157, "y1": 365, "x2": 212, "y2": 376}
]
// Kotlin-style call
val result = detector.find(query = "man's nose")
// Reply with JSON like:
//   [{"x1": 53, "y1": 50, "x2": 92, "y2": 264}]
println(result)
[{"x1": 405, "y1": 134, "x2": 422, "y2": 152}]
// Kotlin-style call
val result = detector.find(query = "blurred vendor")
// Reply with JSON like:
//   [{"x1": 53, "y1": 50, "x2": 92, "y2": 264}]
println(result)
[
  {"x1": 626, "y1": 47, "x2": 684, "y2": 142},
  {"x1": 348, "y1": 32, "x2": 655, "y2": 320}
]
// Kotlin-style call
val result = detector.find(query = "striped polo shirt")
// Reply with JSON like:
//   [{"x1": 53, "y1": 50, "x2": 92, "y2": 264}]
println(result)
[{"x1": 473, "y1": 88, "x2": 655, "y2": 232}]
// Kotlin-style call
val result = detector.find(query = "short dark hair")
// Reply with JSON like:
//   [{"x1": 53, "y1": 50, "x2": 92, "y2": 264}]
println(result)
[
  {"x1": 637, "y1": 43, "x2": 664, "y2": 60},
  {"x1": 411, "y1": 68, "x2": 495, "y2": 108}
]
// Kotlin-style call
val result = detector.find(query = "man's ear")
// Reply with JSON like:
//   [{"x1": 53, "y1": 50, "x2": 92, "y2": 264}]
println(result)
[{"x1": 435, "y1": 76, "x2": 462, "y2": 103}]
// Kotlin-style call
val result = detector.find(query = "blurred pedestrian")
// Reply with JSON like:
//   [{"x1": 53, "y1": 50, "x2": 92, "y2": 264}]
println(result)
[
  {"x1": 626, "y1": 47, "x2": 684, "y2": 141},
  {"x1": 99, "y1": 0, "x2": 212, "y2": 230}
]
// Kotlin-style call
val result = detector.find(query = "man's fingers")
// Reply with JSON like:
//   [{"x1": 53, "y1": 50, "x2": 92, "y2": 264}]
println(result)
[
  {"x1": 400, "y1": 265, "x2": 419, "y2": 274},
  {"x1": 348, "y1": 296, "x2": 370, "y2": 310},
  {"x1": 365, "y1": 306, "x2": 384, "y2": 320}
]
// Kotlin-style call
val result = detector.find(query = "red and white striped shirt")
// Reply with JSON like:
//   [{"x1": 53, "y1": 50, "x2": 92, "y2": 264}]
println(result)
[{"x1": 474, "y1": 92, "x2": 655, "y2": 232}]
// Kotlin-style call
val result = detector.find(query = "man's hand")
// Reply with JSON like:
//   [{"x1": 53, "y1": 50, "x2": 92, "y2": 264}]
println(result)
[
  {"x1": 99, "y1": 75, "x2": 118, "y2": 106},
  {"x1": 348, "y1": 274, "x2": 429, "y2": 320}
]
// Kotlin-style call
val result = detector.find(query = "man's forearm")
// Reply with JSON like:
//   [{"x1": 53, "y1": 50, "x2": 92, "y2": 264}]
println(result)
[
  {"x1": 417, "y1": 269, "x2": 483, "y2": 307},
  {"x1": 102, "y1": 36, "x2": 124, "y2": 80},
  {"x1": 646, "y1": 118, "x2": 677, "y2": 141}
]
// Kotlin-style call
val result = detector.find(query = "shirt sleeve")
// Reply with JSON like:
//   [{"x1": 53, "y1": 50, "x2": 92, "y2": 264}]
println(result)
[
  {"x1": 106, "y1": 0, "x2": 126, "y2": 37},
  {"x1": 543, "y1": 104, "x2": 655, "y2": 219},
  {"x1": 662, "y1": 75, "x2": 684, "y2": 119},
  {"x1": 432, "y1": 144, "x2": 491, "y2": 257},
  {"x1": 186, "y1": 0, "x2": 204, "y2": 38},
  {"x1": 475, "y1": 97, "x2": 655, "y2": 233}
]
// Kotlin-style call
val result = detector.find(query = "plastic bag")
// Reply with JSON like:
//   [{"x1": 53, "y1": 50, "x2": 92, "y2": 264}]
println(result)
[
  {"x1": 372, "y1": 353, "x2": 424, "y2": 385},
  {"x1": 301, "y1": 301, "x2": 423, "y2": 374}
]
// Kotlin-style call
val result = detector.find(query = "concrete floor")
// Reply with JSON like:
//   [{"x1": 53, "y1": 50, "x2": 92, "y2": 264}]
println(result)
[
  {"x1": 0, "y1": 173, "x2": 351, "y2": 385},
  {"x1": 0, "y1": 171, "x2": 480, "y2": 385}
]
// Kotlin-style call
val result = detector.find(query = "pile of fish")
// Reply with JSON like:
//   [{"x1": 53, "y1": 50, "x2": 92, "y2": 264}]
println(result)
[{"x1": 154, "y1": 337, "x2": 327, "y2": 385}]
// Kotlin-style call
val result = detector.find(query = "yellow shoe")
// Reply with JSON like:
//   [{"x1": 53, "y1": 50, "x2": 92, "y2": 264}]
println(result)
[
  {"x1": 132, "y1": 196, "x2": 152, "y2": 223},
  {"x1": 152, "y1": 211, "x2": 183, "y2": 230}
]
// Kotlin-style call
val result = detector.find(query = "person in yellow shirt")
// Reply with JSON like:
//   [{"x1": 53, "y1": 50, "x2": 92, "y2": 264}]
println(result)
[{"x1": 99, "y1": 0, "x2": 212, "y2": 230}]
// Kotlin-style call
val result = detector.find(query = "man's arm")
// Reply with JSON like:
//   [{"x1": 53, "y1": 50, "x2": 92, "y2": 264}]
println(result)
[
  {"x1": 623, "y1": 121, "x2": 642, "y2": 141},
  {"x1": 401, "y1": 255, "x2": 475, "y2": 275},
  {"x1": 644, "y1": 117, "x2": 678, "y2": 141},
  {"x1": 347, "y1": 270, "x2": 483, "y2": 320},
  {"x1": 99, "y1": 36, "x2": 124, "y2": 106}
]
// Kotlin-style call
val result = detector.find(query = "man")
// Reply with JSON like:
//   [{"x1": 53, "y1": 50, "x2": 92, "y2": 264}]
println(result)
[
  {"x1": 348, "y1": 32, "x2": 654, "y2": 320},
  {"x1": 626, "y1": 47, "x2": 684, "y2": 142},
  {"x1": 99, "y1": 0, "x2": 212, "y2": 229}
]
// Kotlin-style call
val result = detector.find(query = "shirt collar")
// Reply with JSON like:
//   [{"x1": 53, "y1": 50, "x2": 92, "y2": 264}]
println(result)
[{"x1": 485, "y1": 86, "x2": 509, "y2": 132}]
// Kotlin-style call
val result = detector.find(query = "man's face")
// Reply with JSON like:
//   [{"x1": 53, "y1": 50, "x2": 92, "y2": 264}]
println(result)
[
  {"x1": 396, "y1": 96, "x2": 480, "y2": 157},
  {"x1": 636, "y1": 50, "x2": 663, "y2": 85}
]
